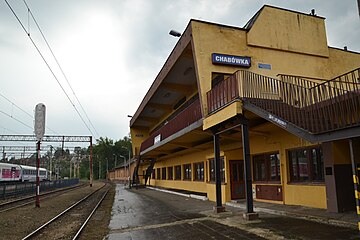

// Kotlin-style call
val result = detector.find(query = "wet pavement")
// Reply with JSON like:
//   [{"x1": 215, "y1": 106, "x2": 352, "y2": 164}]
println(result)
[{"x1": 108, "y1": 184, "x2": 360, "y2": 240}]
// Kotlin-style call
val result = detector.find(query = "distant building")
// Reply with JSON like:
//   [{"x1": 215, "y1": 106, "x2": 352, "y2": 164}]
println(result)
[{"x1": 129, "y1": 5, "x2": 360, "y2": 213}]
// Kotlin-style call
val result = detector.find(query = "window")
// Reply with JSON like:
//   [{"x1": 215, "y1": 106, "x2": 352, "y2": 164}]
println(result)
[
  {"x1": 209, "y1": 157, "x2": 225, "y2": 182},
  {"x1": 183, "y1": 164, "x2": 192, "y2": 180},
  {"x1": 167, "y1": 166, "x2": 173, "y2": 180},
  {"x1": 194, "y1": 162, "x2": 204, "y2": 181},
  {"x1": 253, "y1": 152, "x2": 280, "y2": 182},
  {"x1": 161, "y1": 167, "x2": 166, "y2": 180},
  {"x1": 152, "y1": 169, "x2": 155, "y2": 179},
  {"x1": 156, "y1": 168, "x2": 160, "y2": 180},
  {"x1": 211, "y1": 73, "x2": 231, "y2": 88},
  {"x1": 288, "y1": 146, "x2": 324, "y2": 182},
  {"x1": 174, "y1": 165, "x2": 181, "y2": 180}
]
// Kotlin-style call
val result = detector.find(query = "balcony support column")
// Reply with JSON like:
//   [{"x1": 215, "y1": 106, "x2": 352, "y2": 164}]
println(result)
[
  {"x1": 241, "y1": 120, "x2": 257, "y2": 219},
  {"x1": 212, "y1": 128, "x2": 225, "y2": 213}
]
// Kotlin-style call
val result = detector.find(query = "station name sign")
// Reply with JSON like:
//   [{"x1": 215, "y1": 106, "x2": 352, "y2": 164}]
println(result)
[
  {"x1": 212, "y1": 53, "x2": 251, "y2": 67},
  {"x1": 154, "y1": 134, "x2": 161, "y2": 145},
  {"x1": 268, "y1": 114, "x2": 287, "y2": 128}
]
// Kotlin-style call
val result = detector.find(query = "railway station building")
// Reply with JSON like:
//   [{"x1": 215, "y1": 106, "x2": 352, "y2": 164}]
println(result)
[{"x1": 127, "y1": 5, "x2": 360, "y2": 213}]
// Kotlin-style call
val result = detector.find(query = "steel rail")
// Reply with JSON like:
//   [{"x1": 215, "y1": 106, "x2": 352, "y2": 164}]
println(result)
[
  {"x1": 21, "y1": 183, "x2": 106, "y2": 240},
  {"x1": 72, "y1": 187, "x2": 110, "y2": 239},
  {"x1": 0, "y1": 183, "x2": 87, "y2": 213}
]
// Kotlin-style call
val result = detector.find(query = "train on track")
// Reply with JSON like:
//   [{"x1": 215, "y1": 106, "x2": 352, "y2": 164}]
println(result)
[{"x1": 0, "y1": 162, "x2": 48, "y2": 182}]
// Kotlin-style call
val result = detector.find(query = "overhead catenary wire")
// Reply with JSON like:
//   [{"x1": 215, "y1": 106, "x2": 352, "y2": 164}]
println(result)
[
  {"x1": 5, "y1": 0, "x2": 96, "y2": 137},
  {"x1": 0, "y1": 125, "x2": 21, "y2": 134},
  {"x1": 0, "y1": 91, "x2": 58, "y2": 134},
  {"x1": 0, "y1": 110, "x2": 33, "y2": 130},
  {"x1": 22, "y1": 0, "x2": 100, "y2": 138},
  {"x1": 0, "y1": 92, "x2": 33, "y2": 119}
]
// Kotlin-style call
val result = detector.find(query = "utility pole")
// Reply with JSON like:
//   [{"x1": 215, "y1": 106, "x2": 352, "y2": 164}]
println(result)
[
  {"x1": 99, "y1": 161, "x2": 101, "y2": 179},
  {"x1": 34, "y1": 103, "x2": 45, "y2": 208},
  {"x1": 128, "y1": 149, "x2": 131, "y2": 188},
  {"x1": 35, "y1": 140, "x2": 41, "y2": 207},
  {"x1": 22, "y1": 147, "x2": 25, "y2": 164},
  {"x1": 121, "y1": 146, "x2": 131, "y2": 186},
  {"x1": 113, "y1": 154, "x2": 117, "y2": 168},
  {"x1": 106, "y1": 157, "x2": 110, "y2": 180},
  {"x1": 77, "y1": 161, "x2": 80, "y2": 179},
  {"x1": 49, "y1": 146, "x2": 53, "y2": 181},
  {"x1": 89, "y1": 136, "x2": 93, "y2": 187}
]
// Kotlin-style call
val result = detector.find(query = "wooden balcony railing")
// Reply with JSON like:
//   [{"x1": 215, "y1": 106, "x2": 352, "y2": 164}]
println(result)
[
  {"x1": 206, "y1": 68, "x2": 360, "y2": 134},
  {"x1": 206, "y1": 75, "x2": 239, "y2": 114},
  {"x1": 140, "y1": 98, "x2": 202, "y2": 153}
]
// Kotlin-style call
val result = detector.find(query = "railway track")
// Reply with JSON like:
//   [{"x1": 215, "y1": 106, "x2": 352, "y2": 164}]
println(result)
[
  {"x1": 0, "y1": 183, "x2": 87, "y2": 213},
  {"x1": 21, "y1": 184, "x2": 110, "y2": 240}
]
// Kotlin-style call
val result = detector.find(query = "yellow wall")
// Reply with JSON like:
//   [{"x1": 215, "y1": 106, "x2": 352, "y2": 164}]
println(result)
[
  {"x1": 247, "y1": 6, "x2": 329, "y2": 57},
  {"x1": 191, "y1": 21, "x2": 248, "y2": 115},
  {"x1": 191, "y1": 7, "x2": 360, "y2": 126},
  {"x1": 140, "y1": 149, "x2": 234, "y2": 203},
  {"x1": 130, "y1": 128, "x2": 149, "y2": 156},
  {"x1": 332, "y1": 139, "x2": 351, "y2": 165},
  {"x1": 328, "y1": 48, "x2": 360, "y2": 78},
  {"x1": 203, "y1": 101, "x2": 242, "y2": 130},
  {"x1": 129, "y1": 5, "x2": 360, "y2": 210},
  {"x1": 146, "y1": 150, "x2": 208, "y2": 193},
  {"x1": 249, "y1": 123, "x2": 327, "y2": 209},
  {"x1": 137, "y1": 122, "x2": 327, "y2": 209},
  {"x1": 109, "y1": 162, "x2": 137, "y2": 182},
  {"x1": 285, "y1": 184, "x2": 327, "y2": 209}
]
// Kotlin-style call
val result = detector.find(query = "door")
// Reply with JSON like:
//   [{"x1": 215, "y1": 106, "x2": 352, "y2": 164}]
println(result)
[{"x1": 230, "y1": 160, "x2": 245, "y2": 199}]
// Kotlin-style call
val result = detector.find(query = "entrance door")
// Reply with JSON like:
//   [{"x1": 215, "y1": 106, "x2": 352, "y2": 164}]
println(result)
[{"x1": 230, "y1": 160, "x2": 245, "y2": 199}]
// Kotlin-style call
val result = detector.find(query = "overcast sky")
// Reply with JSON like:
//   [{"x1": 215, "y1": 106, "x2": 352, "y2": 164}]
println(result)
[{"x1": 0, "y1": 0, "x2": 359, "y2": 150}]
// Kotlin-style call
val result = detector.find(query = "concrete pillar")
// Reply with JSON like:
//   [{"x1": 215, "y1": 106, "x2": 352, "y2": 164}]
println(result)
[
  {"x1": 323, "y1": 140, "x2": 356, "y2": 212},
  {"x1": 213, "y1": 132, "x2": 225, "y2": 213},
  {"x1": 242, "y1": 121, "x2": 258, "y2": 220}
]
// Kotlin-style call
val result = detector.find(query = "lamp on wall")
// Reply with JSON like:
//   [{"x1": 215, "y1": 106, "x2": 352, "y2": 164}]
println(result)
[{"x1": 169, "y1": 30, "x2": 181, "y2": 37}]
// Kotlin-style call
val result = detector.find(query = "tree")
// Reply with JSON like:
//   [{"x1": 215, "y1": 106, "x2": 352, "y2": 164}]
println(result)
[{"x1": 92, "y1": 136, "x2": 132, "y2": 179}]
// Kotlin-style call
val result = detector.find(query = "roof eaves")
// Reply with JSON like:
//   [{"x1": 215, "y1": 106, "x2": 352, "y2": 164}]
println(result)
[
  {"x1": 243, "y1": 5, "x2": 264, "y2": 30},
  {"x1": 329, "y1": 46, "x2": 360, "y2": 55},
  {"x1": 244, "y1": 5, "x2": 326, "y2": 31},
  {"x1": 190, "y1": 18, "x2": 246, "y2": 31},
  {"x1": 130, "y1": 21, "x2": 193, "y2": 127}
]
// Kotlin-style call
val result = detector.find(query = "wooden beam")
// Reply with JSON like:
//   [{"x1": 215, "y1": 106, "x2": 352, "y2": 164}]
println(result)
[
  {"x1": 249, "y1": 130, "x2": 269, "y2": 137},
  {"x1": 138, "y1": 116, "x2": 158, "y2": 123},
  {"x1": 147, "y1": 102, "x2": 173, "y2": 111},
  {"x1": 220, "y1": 134, "x2": 241, "y2": 141},
  {"x1": 161, "y1": 82, "x2": 193, "y2": 93},
  {"x1": 167, "y1": 142, "x2": 205, "y2": 151},
  {"x1": 193, "y1": 129, "x2": 213, "y2": 136}
]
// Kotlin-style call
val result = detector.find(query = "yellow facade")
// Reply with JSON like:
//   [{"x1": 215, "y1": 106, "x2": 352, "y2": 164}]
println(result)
[
  {"x1": 138, "y1": 122, "x2": 327, "y2": 208},
  {"x1": 129, "y1": 5, "x2": 360, "y2": 212},
  {"x1": 192, "y1": 17, "x2": 359, "y2": 117},
  {"x1": 247, "y1": 6, "x2": 329, "y2": 57},
  {"x1": 108, "y1": 162, "x2": 136, "y2": 182}
]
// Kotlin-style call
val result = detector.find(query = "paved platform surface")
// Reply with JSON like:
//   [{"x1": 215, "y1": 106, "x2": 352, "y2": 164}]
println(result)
[
  {"x1": 108, "y1": 184, "x2": 360, "y2": 239},
  {"x1": 226, "y1": 199, "x2": 358, "y2": 229}
]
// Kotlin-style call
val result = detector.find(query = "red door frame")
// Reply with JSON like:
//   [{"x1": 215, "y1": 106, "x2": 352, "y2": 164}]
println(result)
[{"x1": 229, "y1": 160, "x2": 245, "y2": 199}]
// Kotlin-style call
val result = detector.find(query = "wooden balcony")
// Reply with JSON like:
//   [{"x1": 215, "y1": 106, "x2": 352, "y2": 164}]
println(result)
[
  {"x1": 206, "y1": 68, "x2": 360, "y2": 134},
  {"x1": 140, "y1": 98, "x2": 202, "y2": 153},
  {"x1": 206, "y1": 74, "x2": 239, "y2": 114}
]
